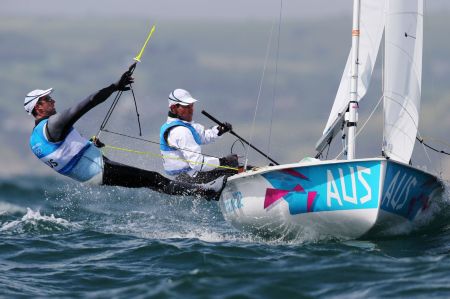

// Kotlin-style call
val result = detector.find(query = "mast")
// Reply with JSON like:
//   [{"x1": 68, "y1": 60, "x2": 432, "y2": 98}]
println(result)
[
  {"x1": 316, "y1": 0, "x2": 385, "y2": 159},
  {"x1": 347, "y1": 0, "x2": 361, "y2": 160}
]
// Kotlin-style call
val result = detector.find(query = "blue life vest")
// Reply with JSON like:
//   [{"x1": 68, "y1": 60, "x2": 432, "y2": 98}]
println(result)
[
  {"x1": 160, "y1": 120, "x2": 202, "y2": 151},
  {"x1": 29, "y1": 119, "x2": 102, "y2": 182},
  {"x1": 159, "y1": 119, "x2": 203, "y2": 175}
]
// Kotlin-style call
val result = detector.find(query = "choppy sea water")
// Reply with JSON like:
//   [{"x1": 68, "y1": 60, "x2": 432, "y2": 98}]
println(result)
[{"x1": 1, "y1": 176, "x2": 450, "y2": 298}]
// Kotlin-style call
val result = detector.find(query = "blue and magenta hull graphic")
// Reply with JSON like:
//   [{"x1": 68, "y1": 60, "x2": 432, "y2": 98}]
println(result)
[{"x1": 219, "y1": 158, "x2": 444, "y2": 239}]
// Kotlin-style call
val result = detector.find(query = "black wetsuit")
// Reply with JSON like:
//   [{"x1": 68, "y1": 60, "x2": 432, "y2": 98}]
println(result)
[{"x1": 37, "y1": 84, "x2": 217, "y2": 198}]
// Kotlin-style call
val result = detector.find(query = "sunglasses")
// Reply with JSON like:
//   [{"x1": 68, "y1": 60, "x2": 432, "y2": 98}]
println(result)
[
  {"x1": 38, "y1": 96, "x2": 54, "y2": 103},
  {"x1": 176, "y1": 103, "x2": 193, "y2": 109}
]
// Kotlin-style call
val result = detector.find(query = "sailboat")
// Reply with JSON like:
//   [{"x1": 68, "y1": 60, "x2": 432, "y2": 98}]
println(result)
[{"x1": 218, "y1": 0, "x2": 445, "y2": 239}]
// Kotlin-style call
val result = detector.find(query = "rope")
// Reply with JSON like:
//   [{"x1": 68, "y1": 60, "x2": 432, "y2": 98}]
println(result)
[
  {"x1": 416, "y1": 137, "x2": 450, "y2": 156},
  {"x1": 102, "y1": 144, "x2": 239, "y2": 171},
  {"x1": 421, "y1": 136, "x2": 450, "y2": 148},
  {"x1": 100, "y1": 129, "x2": 219, "y2": 158},
  {"x1": 416, "y1": 130, "x2": 434, "y2": 167}
]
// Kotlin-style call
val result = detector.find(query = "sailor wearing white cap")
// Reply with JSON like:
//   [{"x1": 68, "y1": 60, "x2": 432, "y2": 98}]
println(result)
[
  {"x1": 24, "y1": 88, "x2": 54, "y2": 115},
  {"x1": 26, "y1": 66, "x2": 223, "y2": 200},
  {"x1": 160, "y1": 88, "x2": 238, "y2": 183}
]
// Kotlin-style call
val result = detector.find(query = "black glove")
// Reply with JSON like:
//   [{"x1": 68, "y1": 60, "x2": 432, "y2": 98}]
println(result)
[
  {"x1": 217, "y1": 122, "x2": 232, "y2": 136},
  {"x1": 219, "y1": 154, "x2": 239, "y2": 168},
  {"x1": 114, "y1": 63, "x2": 135, "y2": 91},
  {"x1": 89, "y1": 137, "x2": 105, "y2": 148}
]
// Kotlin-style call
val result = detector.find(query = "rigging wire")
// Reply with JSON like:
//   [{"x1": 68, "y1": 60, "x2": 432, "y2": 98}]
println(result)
[
  {"x1": 332, "y1": 95, "x2": 449, "y2": 161},
  {"x1": 381, "y1": 30, "x2": 385, "y2": 154},
  {"x1": 310, "y1": 1, "x2": 450, "y2": 177},
  {"x1": 414, "y1": 2, "x2": 446, "y2": 179},
  {"x1": 342, "y1": 3, "x2": 449, "y2": 174},
  {"x1": 266, "y1": 0, "x2": 283, "y2": 158},
  {"x1": 97, "y1": 65, "x2": 141, "y2": 139},
  {"x1": 244, "y1": 10, "x2": 278, "y2": 169},
  {"x1": 130, "y1": 86, "x2": 142, "y2": 136}
]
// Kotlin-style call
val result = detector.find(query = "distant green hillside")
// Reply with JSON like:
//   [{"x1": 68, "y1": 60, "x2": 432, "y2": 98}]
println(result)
[{"x1": 1, "y1": 15, "x2": 449, "y2": 178}]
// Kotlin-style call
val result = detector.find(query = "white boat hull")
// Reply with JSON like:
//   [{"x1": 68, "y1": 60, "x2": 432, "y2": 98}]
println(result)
[{"x1": 219, "y1": 158, "x2": 444, "y2": 239}]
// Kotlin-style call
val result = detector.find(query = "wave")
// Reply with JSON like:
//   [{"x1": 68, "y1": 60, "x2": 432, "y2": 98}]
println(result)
[
  {"x1": 0, "y1": 208, "x2": 80, "y2": 234},
  {"x1": 0, "y1": 201, "x2": 26, "y2": 215},
  {"x1": 1, "y1": 175, "x2": 450, "y2": 245}
]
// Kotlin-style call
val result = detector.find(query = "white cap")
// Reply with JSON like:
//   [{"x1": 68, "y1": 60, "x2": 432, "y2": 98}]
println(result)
[
  {"x1": 24, "y1": 88, "x2": 53, "y2": 115},
  {"x1": 168, "y1": 89, "x2": 197, "y2": 107}
]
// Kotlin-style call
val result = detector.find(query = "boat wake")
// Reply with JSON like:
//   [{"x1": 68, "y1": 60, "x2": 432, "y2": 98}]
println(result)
[
  {"x1": 367, "y1": 181, "x2": 450, "y2": 238},
  {"x1": 49, "y1": 183, "x2": 340, "y2": 245}
]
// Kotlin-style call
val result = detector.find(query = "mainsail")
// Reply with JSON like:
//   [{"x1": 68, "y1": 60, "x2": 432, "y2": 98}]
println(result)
[
  {"x1": 322, "y1": 0, "x2": 385, "y2": 137},
  {"x1": 382, "y1": 0, "x2": 423, "y2": 163}
]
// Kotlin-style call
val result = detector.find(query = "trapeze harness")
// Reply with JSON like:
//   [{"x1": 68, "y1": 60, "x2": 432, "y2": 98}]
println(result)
[
  {"x1": 160, "y1": 119, "x2": 203, "y2": 176},
  {"x1": 30, "y1": 119, "x2": 103, "y2": 183}
]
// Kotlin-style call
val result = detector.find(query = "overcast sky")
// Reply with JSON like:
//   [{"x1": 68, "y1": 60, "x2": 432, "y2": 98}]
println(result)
[{"x1": 3, "y1": 0, "x2": 450, "y2": 20}]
